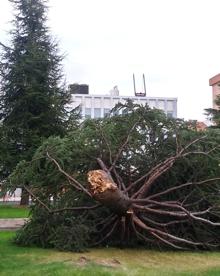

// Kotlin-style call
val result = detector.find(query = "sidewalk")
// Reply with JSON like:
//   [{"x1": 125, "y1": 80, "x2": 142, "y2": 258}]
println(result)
[{"x1": 0, "y1": 218, "x2": 28, "y2": 230}]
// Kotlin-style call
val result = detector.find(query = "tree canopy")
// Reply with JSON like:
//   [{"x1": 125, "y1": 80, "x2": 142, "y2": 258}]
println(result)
[
  {"x1": 11, "y1": 102, "x2": 220, "y2": 251},
  {"x1": 0, "y1": 0, "x2": 73, "y2": 189}
]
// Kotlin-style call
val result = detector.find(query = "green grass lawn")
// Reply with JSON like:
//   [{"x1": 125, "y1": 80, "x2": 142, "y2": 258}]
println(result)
[
  {"x1": 0, "y1": 205, "x2": 29, "y2": 218},
  {"x1": 1, "y1": 231, "x2": 220, "y2": 276}
]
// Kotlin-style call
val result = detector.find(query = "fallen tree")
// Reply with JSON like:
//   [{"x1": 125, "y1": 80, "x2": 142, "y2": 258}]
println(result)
[{"x1": 10, "y1": 102, "x2": 220, "y2": 251}]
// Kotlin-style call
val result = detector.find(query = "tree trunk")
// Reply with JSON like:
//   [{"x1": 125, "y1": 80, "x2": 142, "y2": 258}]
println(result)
[
  {"x1": 87, "y1": 170, "x2": 131, "y2": 216},
  {"x1": 20, "y1": 188, "x2": 29, "y2": 206}
]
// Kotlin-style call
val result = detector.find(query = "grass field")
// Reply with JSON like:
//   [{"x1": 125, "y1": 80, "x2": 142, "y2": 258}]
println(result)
[
  {"x1": 1, "y1": 231, "x2": 220, "y2": 276},
  {"x1": 0, "y1": 205, "x2": 29, "y2": 218}
]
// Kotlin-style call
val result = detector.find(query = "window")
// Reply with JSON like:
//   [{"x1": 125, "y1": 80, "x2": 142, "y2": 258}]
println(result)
[
  {"x1": 158, "y1": 100, "x2": 165, "y2": 110},
  {"x1": 113, "y1": 98, "x2": 120, "y2": 107},
  {"x1": 94, "y1": 97, "x2": 101, "y2": 105},
  {"x1": 149, "y1": 100, "x2": 156, "y2": 108},
  {"x1": 85, "y1": 108, "x2": 91, "y2": 119},
  {"x1": 85, "y1": 97, "x2": 92, "y2": 107},
  {"x1": 167, "y1": 101, "x2": 174, "y2": 111},
  {"x1": 73, "y1": 96, "x2": 82, "y2": 108},
  {"x1": 103, "y1": 97, "x2": 111, "y2": 108},
  {"x1": 104, "y1": 108, "x2": 110, "y2": 118},
  {"x1": 94, "y1": 108, "x2": 101, "y2": 118},
  {"x1": 167, "y1": 111, "x2": 173, "y2": 118}
]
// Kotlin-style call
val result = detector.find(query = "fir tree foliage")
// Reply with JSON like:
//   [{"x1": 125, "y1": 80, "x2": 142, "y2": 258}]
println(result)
[
  {"x1": 0, "y1": 0, "x2": 72, "y2": 179},
  {"x1": 11, "y1": 102, "x2": 220, "y2": 251}
]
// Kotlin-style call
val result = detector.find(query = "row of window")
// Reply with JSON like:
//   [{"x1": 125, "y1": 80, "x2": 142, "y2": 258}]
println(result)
[
  {"x1": 85, "y1": 108, "x2": 110, "y2": 119},
  {"x1": 74, "y1": 96, "x2": 175, "y2": 112},
  {"x1": 84, "y1": 107, "x2": 174, "y2": 119}
]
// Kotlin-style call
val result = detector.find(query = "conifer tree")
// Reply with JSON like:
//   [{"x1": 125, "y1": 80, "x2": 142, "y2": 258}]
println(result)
[{"x1": 0, "y1": 0, "x2": 71, "y2": 203}]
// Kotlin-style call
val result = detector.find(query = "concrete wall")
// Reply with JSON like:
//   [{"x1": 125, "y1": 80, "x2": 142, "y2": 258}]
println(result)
[{"x1": 71, "y1": 94, "x2": 178, "y2": 119}]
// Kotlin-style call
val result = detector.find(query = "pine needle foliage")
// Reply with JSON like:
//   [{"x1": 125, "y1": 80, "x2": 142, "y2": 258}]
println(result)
[{"x1": 11, "y1": 102, "x2": 220, "y2": 251}]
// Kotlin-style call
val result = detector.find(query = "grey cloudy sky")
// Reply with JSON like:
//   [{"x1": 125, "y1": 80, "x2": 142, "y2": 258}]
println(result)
[{"x1": 1, "y1": 0, "x2": 220, "y2": 121}]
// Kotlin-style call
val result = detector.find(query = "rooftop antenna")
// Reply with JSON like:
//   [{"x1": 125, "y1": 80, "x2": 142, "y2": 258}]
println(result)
[
  {"x1": 143, "y1": 74, "x2": 146, "y2": 95},
  {"x1": 133, "y1": 73, "x2": 146, "y2": 97},
  {"x1": 133, "y1": 73, "x2": 136, "y2": 94}
]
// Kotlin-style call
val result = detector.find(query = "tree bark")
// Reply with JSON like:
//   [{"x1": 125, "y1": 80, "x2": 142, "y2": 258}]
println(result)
[
  {"x1": 20, "y1": 188, "x2": 29, "y2": 206},
  {"x1": 87, "y1": 170, "x2": 131, "y2": 216}
]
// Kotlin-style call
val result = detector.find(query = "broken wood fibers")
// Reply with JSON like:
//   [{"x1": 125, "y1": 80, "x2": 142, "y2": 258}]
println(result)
[{"x1": 87, "y1": 170, "x2": 131, "y2": 215}]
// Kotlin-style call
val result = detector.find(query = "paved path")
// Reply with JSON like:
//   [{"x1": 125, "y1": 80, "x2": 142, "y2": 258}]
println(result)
[{"x1": 0, "y1": 218, "x2": 28, "y2": 230}]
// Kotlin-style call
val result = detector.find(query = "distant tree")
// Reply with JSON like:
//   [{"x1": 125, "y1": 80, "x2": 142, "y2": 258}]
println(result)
[
  {"x1": 0, "y1": 0, "x2": 73, "y2": 204},
  {"x1": 205, "y1": 95, "x2": 220, "y2": 127},
  {"x1": 11, "y1": 102, "x2": 220, "y2": 251}
]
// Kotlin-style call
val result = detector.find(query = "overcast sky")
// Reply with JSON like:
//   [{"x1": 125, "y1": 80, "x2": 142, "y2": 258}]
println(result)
[{"x1": 1, "y1": 0, "x2": 220, "y2": 121}]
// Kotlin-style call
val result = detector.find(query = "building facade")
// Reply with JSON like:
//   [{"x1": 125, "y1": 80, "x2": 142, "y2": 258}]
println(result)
[
  {"x1": 209, "y1": 73, "x2": 220, "y2": 109},
  {"x1": 70, "y1": 94, "x2": 177, "y2": 119}
]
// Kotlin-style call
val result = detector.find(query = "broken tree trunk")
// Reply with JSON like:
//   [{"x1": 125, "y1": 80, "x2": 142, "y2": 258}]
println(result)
[{"x1": 87, "y1": 170, "x2": 131, "y2": 216}]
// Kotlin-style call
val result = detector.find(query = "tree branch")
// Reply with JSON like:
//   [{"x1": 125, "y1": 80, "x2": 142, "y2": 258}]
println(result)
[
  {"x1": 133, "y1": 214, "x2": 202, "y2": 247},
  {"x1": 131, "y1": 136, "x2": 209, "y2": 199},
  {"x1": 51, "y1": 204, "x2": 101, "y2": 213},
  {"x1": 23, "y1": 185, "x2": 51, "y2": 213},
  {"x1": 0, "y1": 41, "x2": 13, "y2": 51},
  {"x1": 46, "y1": 152, "x2": 91, "y2": 197},
  {"x1": 96, "y1": 124, "x2": 113, "y2": 164},
  {"x1": 141, "y1": 215, "x2": 188, "y2": 227},
  {"x1": 109, "y1": 121, "x2": 139, "y2": 172},
  {"x1": 24, "y1": 185, "x2": 99, "y2": 214},
  {"x1": 147, "y1": 178, "x2": 220, "y2": 201},
  {"x1": 91, "y1": 219, "x2": 119, "y2": 246}
]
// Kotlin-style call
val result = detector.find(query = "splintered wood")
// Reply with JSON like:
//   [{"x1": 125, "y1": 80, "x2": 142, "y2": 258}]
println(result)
[
  {"x1": 87, "y1": 170, "x2": 131, "y2": 215},
  {"x1": 87, "y1": 170, "x2": 117, "y2": 195}
]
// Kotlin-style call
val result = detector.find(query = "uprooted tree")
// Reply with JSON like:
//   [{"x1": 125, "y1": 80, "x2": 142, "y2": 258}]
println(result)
[{"x1": 10, "y1": 102, "x2": 220, "y2": 251}]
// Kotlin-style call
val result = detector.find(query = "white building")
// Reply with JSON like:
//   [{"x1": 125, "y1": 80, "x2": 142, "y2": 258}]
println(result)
[{"x1": 71, "y1": 92, "x2": 177, "y2": 119}]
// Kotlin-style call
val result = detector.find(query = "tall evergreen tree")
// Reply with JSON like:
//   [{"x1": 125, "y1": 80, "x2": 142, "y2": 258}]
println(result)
[{"x1": 0, "y1": 0, "x2": 71, "y2": 203}]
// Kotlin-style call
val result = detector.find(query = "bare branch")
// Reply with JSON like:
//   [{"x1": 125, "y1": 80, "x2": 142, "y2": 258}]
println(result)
[
  {"x1": 141, "y1": 215, "x2": 189, "y2": 227},
  {"x1": 109, "y1": 121, "x2": 139, "y2": 172},
  {"x1": 127, "y1": 156, "x2": 174, "y2": 193},
  {"x1": 179, "y1": 135, "x2": 207, "y2": 153},
  {"x1": 96, "y1": 158, "x2": 110, "y2": 173},
  {"x1": 95, "y1": 214, "x2": 114, "y2": 226},
  {"x1": 24, "y1": 185, "x2": 51, "y2": 213},
  {"x1": 147, "y1": 177, "x2": 220, "y2": 201},
  {"x1": 46, "y1": 152, "x2": 91, "y2": 197},
  {"x1": 51, "y1": 204, "x2": 101, "y2": 213},
  {"x1": 132, "y1": 156, "x2": 176, "y2": 198},
  {"x1": 138, "y1": 200, "x2": 220, "y2": 227},
  {"x1": 24, "y1": 184, "x2": 99, "y2": 214},
  {"x1": 91, "y1": 219, "x2": 119, "y2": 246},
  {"x1": 112, "y1": 166, "x2": 127, "y2": 193},
  {"x1": 150, "y1": 231, "x2": 186, "y2": 250},
  {"x1": 96, "y1": 215, "x2": 117, "y2": 233},
  {"x1": 131, "y1": 135, "x2": 210, "y2": 199},
  {"x1": 133, "y1": 204, "x2": 187, "y2": 217},
  {"x1": 0, "y1": 41, "x2": 13, "y2": 51},
  {"x1": 133, "y1": 214, "x2": 202, "y2": 247},
  {"x1": 96, "y1": 124, "x2": 113, "y2": 164},
  {"x1": 181, "y1": 144, "x2": 220, "y2": 159},
  {"x1": 130, "y1": 219, "x2": 155, "y2": 243}
]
